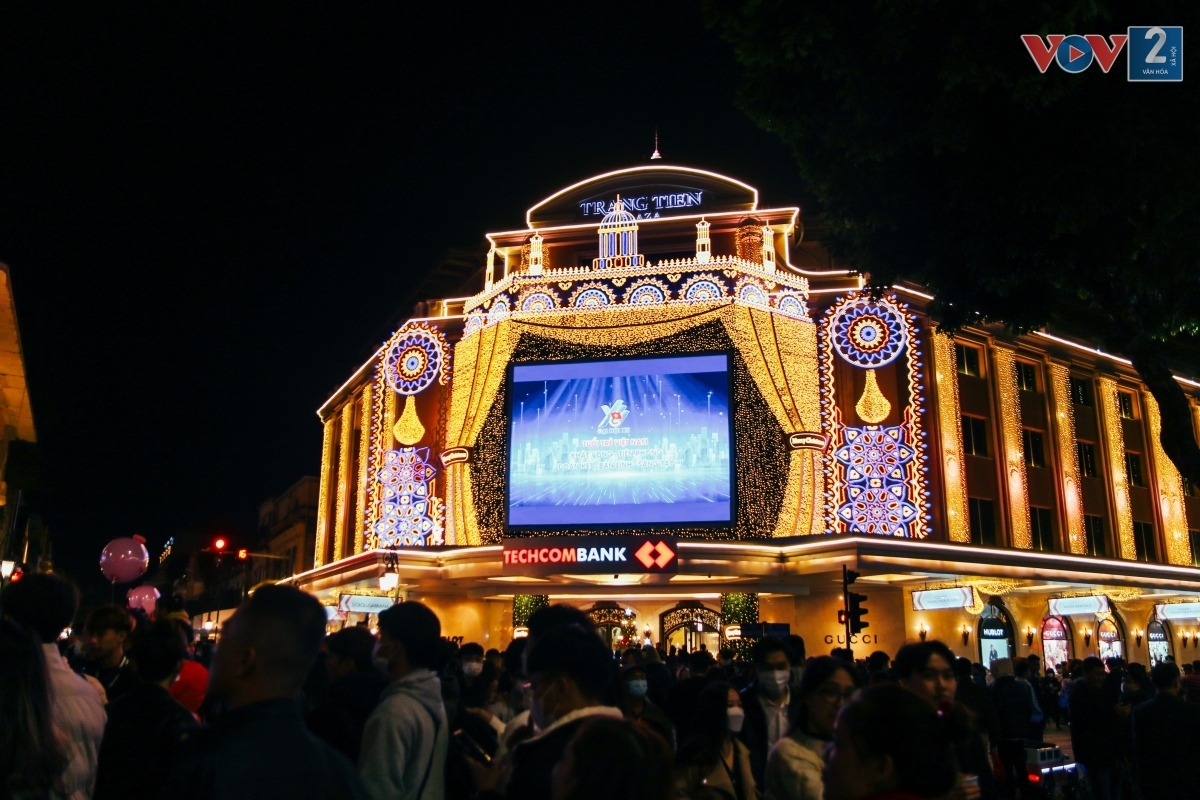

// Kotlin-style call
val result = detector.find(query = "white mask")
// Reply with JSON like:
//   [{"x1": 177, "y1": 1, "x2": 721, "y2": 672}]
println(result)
[
  {"x1": 727, "y1": 706, "x2": 746, "y2": 733},
  {"x1": 760, "y1": 669, "x2": 791, "y2": 697},
  {"x1": 463, "y1": 661, "x2": 483, "y2": 677}
]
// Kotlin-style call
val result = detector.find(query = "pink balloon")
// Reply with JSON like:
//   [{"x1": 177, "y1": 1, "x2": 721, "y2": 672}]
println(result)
[
  {"x1": 100, "y1": 536, "x2": 149, "y2": 584},
  {"x1": 126, "y1": 585, "x2": 160, "y2": 614}
]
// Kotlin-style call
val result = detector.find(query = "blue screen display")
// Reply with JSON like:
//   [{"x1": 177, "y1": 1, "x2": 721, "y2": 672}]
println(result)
[{"x1": 507, "y1": 354, "x2": 733, "y2": 527}]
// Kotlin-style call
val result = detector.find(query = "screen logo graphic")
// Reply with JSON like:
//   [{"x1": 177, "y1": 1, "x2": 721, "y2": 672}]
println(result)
[
  {"x1": 1020, "y1": 34, "x2": 1128, "y2": 74},
  {"x1": 634, "y1": 540, "x2": 676, "y2": 569},
  {"x1": 1128, "y1": 26, "x2": 1183, "y2": 82},
  {"x1": 600, "y1": 399, "x2": 630, "y2": 430}
]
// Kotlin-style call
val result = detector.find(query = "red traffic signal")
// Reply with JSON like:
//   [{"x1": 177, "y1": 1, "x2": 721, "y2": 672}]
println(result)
[
  {"x1": 212, "y1": 537, "x2": 228, "y2": 552},
  {"x1": 236, "y1": 548, "x2": 249, "y2": 561}
]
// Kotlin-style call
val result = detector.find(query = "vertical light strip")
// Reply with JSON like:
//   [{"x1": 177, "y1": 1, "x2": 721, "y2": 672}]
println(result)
[
  {"x1": 334, "y1": 403, "x2": 353, "y2": 562},
  {"x1": 385, "y1": 387, "x2": 397, "y2": 450},
  {"x1": 1143, "y1": 392, "x2": 1191, "y2": 565},
  {"x1": 932, "y1": 334, "x2": 970, "y2": 542},
  {"x1": 1097, "y1": 377, "x2": 1135, "y2": 560},
  {"x1": 1049, "y1": 364, "x2": 1085, "y2": 554},
  {"x1": 354, "y1": 385, "x2": 372, "y2": 556},
  {"x1": 313, "y1": 417, "x2": 336, "y2": 567},
  {"x1": 993, "y1": 347, "x2": 1032, "y2": 549}
]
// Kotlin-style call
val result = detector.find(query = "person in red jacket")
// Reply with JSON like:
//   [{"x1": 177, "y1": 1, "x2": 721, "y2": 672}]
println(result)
[{"x1": 167, "y1": 617, "x2": 209, "y2": 716}]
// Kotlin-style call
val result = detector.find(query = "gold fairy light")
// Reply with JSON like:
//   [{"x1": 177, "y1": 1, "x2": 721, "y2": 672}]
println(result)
[
  {"x1": 354, "y1": 386, "x2": 372, "y2": 555},
  {"x1": 334, "y1": 403, "x2": 353, "y2": 561},
  {"x1": 314, "y1": 417, "x2": 335, "y2": 567},
  {"x1": 1097, "y1": 378, "x2": 1136, "y2": 560},
  {"x1": 932, "y1": 334, "x2": 970, "y2": 543},
  {"x1": 1049, "y1": 365, "x2": 1086, "y2": 554},
  {"x1": 993, "y1": 347, "x2": 1032, "y2": 549},
  {"x1": 393, "y1": 396, "x2": 426, "y2": 445},
  {"x1": 1143, "y1": 392, "x2": 1192, "y2": 565},
  {"x1": 855, "y1": 369, "x2": 891, "y2": 424}
]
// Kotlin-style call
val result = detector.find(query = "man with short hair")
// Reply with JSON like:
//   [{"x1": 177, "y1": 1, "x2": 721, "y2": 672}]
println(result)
[
  {"x1": 619, "y1": 664, "x2": 673, "y2": 745},
  {"x1": 306, "y1": 626, "x2": 388, "y2": 763},
  {"x1": 1070, "y1": 657, "x2": 1123, "y2": 800},
  {"x1": 83, "y1": 605, "x2": 139, "y2": 703},
  {"x1": 739, "y1": 636, "x2": 801, "y2": 790},
  {"x1": 162, "y1": 585, "x2": 366, "y2": 799},
  {"x1": 471, "y1": 623, "x2": 622, "y2": 800},
  {"x1": 94, "y1": 620, "x2": 197, "y2": 800},
  {"x1": 2, "y1": 573, "x2": 106, "y2": 800},
  {"x1": 359, "y1": 601, "x2": 448, "y2": 800},
  {"x1": 1133, "y1": 662, "x2": 1200, "y2": 799}
]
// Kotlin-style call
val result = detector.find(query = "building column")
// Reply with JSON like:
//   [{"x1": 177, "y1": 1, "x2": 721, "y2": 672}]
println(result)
[
  {"x1": 354, "y1": 386, "x2": 372, "y2": 556},
  {"x1": 1143, "y1": 392, "x2": 1192, "y2": 565},
  {"x1": 314, "y1": 417, "x2": 336, "y2": 567},
  {"x1": 1097, "y1": 377, "x2": 1136, "y2": 560},
  {"x1": 1048, "y1": 364, "x2": 1086, "y2": 554},
  {"x1": 931, "y1": 334, "x2": 970, "y2": 542},
  {"x1": 334, "y1": 403, "x2": 354, "y2": 562},
  {"x1": 992, "y1": 347, "x2": 1032, "y2": 549}
]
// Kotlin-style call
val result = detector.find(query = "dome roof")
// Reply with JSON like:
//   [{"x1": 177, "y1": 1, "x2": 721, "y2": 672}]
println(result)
[{"x1": 598, "y1": 196, "x2": 638, "y2": 230}]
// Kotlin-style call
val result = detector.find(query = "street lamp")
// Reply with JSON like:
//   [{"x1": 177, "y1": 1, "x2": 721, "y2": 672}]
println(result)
[
  {"x1": 1, "y1": 560, "x2": 14, "y2": 581},
  {"x1": 379, "y1": 549, "x2": 401, "y2": 602}
]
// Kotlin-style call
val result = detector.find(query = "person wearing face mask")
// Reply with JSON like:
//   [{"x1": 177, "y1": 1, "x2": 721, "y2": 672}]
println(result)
[
  {"x1": 674, "y1": 681, "x2": 756, "y2": 800},
  {"x1": 620, "y1": 665, "x2": 674, "y2": 747},
  {"x1": 358, "y1": 601, "x2": 448, "y2": 800},
  {"x1": 469, "y1": 623, "x2": 622, "y2": 800},
  {"x1": 739, "y1": 637, "x2": 801, "y2": 791},
  {"x1": 765, "y1": 656, "x2": 856, "y2": 800}
]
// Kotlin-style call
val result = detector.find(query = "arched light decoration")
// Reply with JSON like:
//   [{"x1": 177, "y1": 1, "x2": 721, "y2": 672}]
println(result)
[{"x1": 593, "y1": 196, "x2": 644, "y2": 270}]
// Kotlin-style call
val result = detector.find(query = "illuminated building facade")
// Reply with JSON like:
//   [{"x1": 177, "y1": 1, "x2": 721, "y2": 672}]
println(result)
[{"x1": 289, "y1": 167, "x2": 1200, "y2": 667}]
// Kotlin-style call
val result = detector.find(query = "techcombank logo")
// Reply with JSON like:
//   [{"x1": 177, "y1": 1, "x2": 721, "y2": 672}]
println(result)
[
  {"x1": 501, "y1": 535, "x2": 678, "y2": 576},
  {"x1": 1021, "y1": 27, "x2": 1182, "y2": 81}
]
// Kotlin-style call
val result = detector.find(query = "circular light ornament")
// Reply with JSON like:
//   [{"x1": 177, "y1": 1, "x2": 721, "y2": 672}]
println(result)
[
  {"x1": 384, "y1": 325, "x2": 447, "y2": 395},
  {"x1": 830, "y1": 298, "x2": 907, "y2": 368}
]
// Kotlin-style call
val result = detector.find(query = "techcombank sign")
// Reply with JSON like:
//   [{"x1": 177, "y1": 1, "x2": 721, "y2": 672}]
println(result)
[{"x1": 501, "y1": 535, "x2": 678, "y2": 577}]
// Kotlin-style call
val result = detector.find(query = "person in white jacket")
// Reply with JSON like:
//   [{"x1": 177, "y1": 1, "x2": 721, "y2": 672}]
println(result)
[
  {"x1": 765, "y1": 656, "x2": 857, "y2": 800},
  {"x1": 359, "y1": 601, "x2": 449, "y2": 800},
  {"x1": 3, "y1": 573, "x2": 106, "y2": 800}
]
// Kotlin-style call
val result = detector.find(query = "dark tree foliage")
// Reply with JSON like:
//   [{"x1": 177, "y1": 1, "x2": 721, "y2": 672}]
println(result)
[{"x1": 706, "y1": 1, "x2": 1200, "y2": 485}]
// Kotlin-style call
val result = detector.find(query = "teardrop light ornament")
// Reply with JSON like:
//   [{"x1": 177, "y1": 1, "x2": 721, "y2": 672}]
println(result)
[{"x1": 855, "y1": 369, "x2": 892, "y2": 424}]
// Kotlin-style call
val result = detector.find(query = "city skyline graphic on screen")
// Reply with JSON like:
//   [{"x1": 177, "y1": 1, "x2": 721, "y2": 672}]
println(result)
[{"x1": 507, "y1": 354, "x2": 733, "y2": 527}]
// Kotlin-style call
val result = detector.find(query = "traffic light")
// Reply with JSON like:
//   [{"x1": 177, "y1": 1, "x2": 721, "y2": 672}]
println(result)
[
  {"x1": 236, "y1": 548, "x2": 249, "y2": 561},
  {"x1": 847, "y1": 592, "x2": 870, "y2": 634},
  {"x1": 837, "y1": 609, "x2": 847, "y2": 625},
  {"x1": 212, "y1": 537, "x2": 228, "y2": 553}
]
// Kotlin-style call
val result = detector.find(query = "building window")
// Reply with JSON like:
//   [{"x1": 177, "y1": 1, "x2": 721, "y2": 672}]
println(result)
[
  {"x1": 1187, "y1": 479, "x2": 1197, "y2": 497},
  {"x1": 1023, "y1": 430, "x2": 1046, "y2": 468},
  {"x1": 1125, "y1": 453, "x2": 1144, "y2": 487},
  {"x1": 962, "y1": 416, "x2": 989, "y2": 457},
  {"x1": 1070, "y1": 377, "x2": 1093, "y2": 407},
  {"x1": 1078, "y1": 442, "x2": 1099, "y2": 478},
  {"x1": 1084, "y1": 515, "x2": 1107, "y2": 557},
  {"x1": 1191, "y1": 531, "x2": 1200, "y2": 568},
  {"x1": 1031, "y1": 507, "x2": 1055, "y2": 552},
  {"x1": 1118, "y1": 391, "x2": 1136, "y2": 419},
  {"x1": 1016, "y1": 361, "x2": 1038, "y2": 392},
  {"x1": 956, "y1": 343, "x2": 982, "y2": 377},
  {"x1": 1133, "y1": 521, "x2": 1157, "y2": 562},
  {"x1": 969, "y1": 498, "x2": 996, "y2": 546}
]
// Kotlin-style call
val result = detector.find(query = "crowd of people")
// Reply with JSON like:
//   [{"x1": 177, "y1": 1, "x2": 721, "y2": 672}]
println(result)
[{"x1": 3, "y1": 573, "x2": 1200, "y2": 800}]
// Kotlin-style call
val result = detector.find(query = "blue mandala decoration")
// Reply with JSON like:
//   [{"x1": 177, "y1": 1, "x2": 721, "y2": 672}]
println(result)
[
  {"x1": 829, "y1": 299, "x2": 906, "y2": 368},
  {"x1": 464, "y1": 311, "x2": 484, "y2": 334},
  {"x1": 682, "y1": 275, "x2": 726, "y2": 302},
  {"x1": 519, "y1": 289, "x2": 558, "y2": 313},
  {"x1": 775, "y1": 291, "x2": 808, "y2": 319},
  {"x1": 571, "y1": 284, "x2": 614, "y2": 309},
  {"x1": 488, "y1": 296, "x2": 510, "y2": 325},
  {"x1": 833, "y1": 426, "x2": 919, "y2": 537},
  {"x1": 624, "y1": 279, "x2": 670, "y2": 306},
  {"x1": 383, "y1": 325, "x2": 447, "y2": 395},
  {"x1": 736, "y1": 280, "x2": 768, "y2": 307},
  {"x1": 373, "y1": 447, "x2": 439, "y2": 547}
]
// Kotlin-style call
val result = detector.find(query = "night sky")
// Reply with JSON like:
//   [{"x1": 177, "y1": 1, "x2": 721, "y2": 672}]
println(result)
[{"x1": 0, "y1": 3, "x2": 807, "y2": 589}]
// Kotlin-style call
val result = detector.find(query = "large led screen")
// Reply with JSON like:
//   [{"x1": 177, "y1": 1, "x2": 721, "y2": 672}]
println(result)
[{"x1": 507, "y1": 353, "x2": 733, "y2": 527}]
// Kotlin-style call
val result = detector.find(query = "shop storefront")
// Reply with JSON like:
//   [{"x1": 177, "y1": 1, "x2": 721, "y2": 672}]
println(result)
[{"x1": 1041, "y1": 616, "x2": 1071, "y2": 671}]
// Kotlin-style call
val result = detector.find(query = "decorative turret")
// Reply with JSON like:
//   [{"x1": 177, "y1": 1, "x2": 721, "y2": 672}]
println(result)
[
  {"x1": 527, "y1": 232, "x2": 545, "y2": 276},
  {"x1": 735, "y1": 217, "x2": 763, "y2": 263},
  {"x1": 485, "y1": 248, "x2": 496, "y2": 290},
  {"x1": 593, "y1": 196, "x2": 644, "y2": 270},
  {"x1": 761, "y1": 225, "x2": 776, "y2": 273},
  {"x1": 695, "y1": 217, "x2": 711, "y2": 264}
]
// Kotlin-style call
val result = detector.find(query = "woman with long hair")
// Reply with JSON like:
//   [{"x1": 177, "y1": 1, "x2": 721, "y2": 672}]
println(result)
[
  {"x1": 823, "y1": 684, "x2": 961, "y2": 800},
  {"x1": 0, "y1": 618, "x2": 67, "y2": 800},
  {"x1": 765, "y1": 656, "x2": 857, "y2": 800},
  {"x1": 674, "y1": 681, "x2": 756, "y2": 800}
]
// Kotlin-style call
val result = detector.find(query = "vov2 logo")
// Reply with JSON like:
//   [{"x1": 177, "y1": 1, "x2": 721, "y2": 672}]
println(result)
[{"x1": 1021, "y1": 27, "x2": 1183, "y2": 82}]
